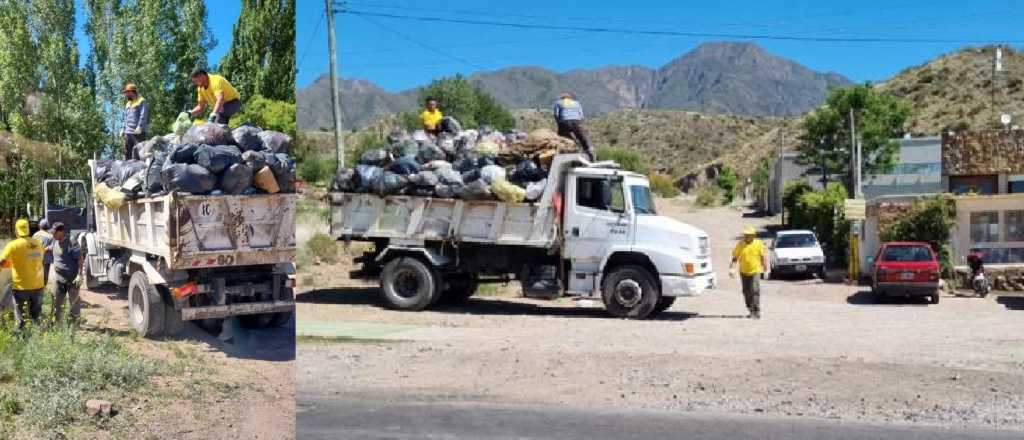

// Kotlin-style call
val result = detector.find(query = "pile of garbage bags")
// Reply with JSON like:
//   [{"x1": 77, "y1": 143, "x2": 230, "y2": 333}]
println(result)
[
  {"x1": 93, "y1": 122, "x2": 296, "y2": 208},
  {"x1": 331, "y1": 123, "x2": 576, "y2": 203}
]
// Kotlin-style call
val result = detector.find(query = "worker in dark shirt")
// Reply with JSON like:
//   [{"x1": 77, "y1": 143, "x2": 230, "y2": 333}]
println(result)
[{"x1": 49, "y1": 222, "x2": 83, "y2": 323}]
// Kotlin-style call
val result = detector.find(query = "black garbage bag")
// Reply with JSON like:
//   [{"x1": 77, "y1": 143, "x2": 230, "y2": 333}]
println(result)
[
  {"x1": 161, "y1": 163, "x2": 216, "y2": 194},
  {"x1": 461, "y1": 168, "x2": 481, "y2": 184},
  {"x1": 258, "y1": 130, "x2": 292, "y2": 154},
  {"x1": 194, "y1": 145, "x2": 242, "y2": 174},
  {"x1": 461, "y1": 180, "x2": 492, "y2": 200},
  {"x1": 439, "y1": 116, "x2": 462, "y2": 135},
  {"x1": 407, "y1": 170, "x2": 439, "y2": 188},
  {"x1": 117, "y1": 160, "x2": 146, "y2": 186},
  {"x1": 134, "y1": 136, "x2": 170, "y2": 160},
  {"x1": 219, "y1": 163, "x2": 254, "y2": 195},
  {"x1": 231, "y1": 125, "x2": 264, "y2": 152},
  {"x1": 477, "y1": 155, "x2": 497, "y2": 167},
  {"x1": 144, "y1": 150, "x2": 168, "y2": 195},
  {"x1": 355, "y1": 164, "x2": 382, "y2": 193},
  {"x1": 182, "y1": 123, "x2": 231, "y2": 146},
  {"x1": 452, "y1": 153, "x2": 479, "y2": 172},
  {"x1": 270, "y1": 153, "x2": 295, "y2": 193},
  {"x1": 434, "y1": 183, "x2": 465, "y2": 199},
  {"x1": 416, "y1": 142, "x2": 445, "y2": 164},
  {"x1": 436, "y1": 168, "x2": 463, "y2": 186},
  {"x1": 331, "y1": 168, "x2": 357, "y2": 192},
  {"x1": 391, "y1": 139, "x2": 419, "y2": 158},
  {"x1": 389, "y1": 156, "x2": 419, "y2": 175},
  {"x1": 169, "y1": 143, "x2": 200, "y2": 164},
  {"x1": 359, "y1": 148, "x2": 389, "y2": 166},
  {"x1": 511, "y1": 159, "x2": 546, "y2": 183},
  {"x1": 93, "y1": 159, "x2": 119, "y2": 186},
  {"x1": 381, "y1": 172, "x2": 409, "y2": 195},
  {"x1": 241, "y1": 150, "x2": 266, "y2": 170}
]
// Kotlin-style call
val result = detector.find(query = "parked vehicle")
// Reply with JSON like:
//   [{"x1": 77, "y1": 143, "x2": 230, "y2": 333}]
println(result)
[
  {"x1": 871, "y1": 242, "x2": 941, "y2": 304},
  {"x1": 767, "y1": 230, "x2": 826, "y2": 279},
  {"x1": 40, "y1": 160, "x2": 297, "y2": 338},
  {"x1": 329, "y1": 154, "x2": 715, "y2": 319}
]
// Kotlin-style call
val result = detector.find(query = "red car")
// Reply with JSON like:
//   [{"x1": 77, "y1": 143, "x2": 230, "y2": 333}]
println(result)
[{"x1": 871, "y1": 242, "x2": 941, "y2": 304}]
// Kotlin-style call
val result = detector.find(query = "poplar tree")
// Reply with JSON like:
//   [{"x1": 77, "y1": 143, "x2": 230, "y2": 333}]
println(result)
[{"x1": 218, "y1": 0, "x2": 296, "y2": 103}]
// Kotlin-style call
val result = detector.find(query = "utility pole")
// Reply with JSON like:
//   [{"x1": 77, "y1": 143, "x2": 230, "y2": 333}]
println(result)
[
  {"x1": 849, "y1": 108, "x2": 857, "y2": 197},
  {"x1": 327, "y1": 0, "x2": 345, "y2": 169},
  {"x1": 777, "y1": 129, "x2": 784, "y2": 223},
  {"x1": 855, "y1": 137, "x2": 863, "y2": 199}
]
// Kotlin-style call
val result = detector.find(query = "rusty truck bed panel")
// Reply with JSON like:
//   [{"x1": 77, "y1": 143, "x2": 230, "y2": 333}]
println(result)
[{"x1": 94, "y1": 191, "x2": 296, "y2": 270}]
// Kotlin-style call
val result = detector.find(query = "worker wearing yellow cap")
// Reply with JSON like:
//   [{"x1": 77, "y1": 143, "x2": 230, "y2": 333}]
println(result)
[
  {"x1": 729, "y1": 226, "x2": 767, "y2": 319},
  {"x1": 1, "y1": 219, "x2": 46, "y2": 328},
  {"x1": 121, "y1": 83, "x2": 149, "y2": 160}
]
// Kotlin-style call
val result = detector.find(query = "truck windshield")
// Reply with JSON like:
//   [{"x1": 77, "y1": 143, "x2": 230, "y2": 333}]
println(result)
[
  {"x1": 775, "y1": 234, "x2": 816, "y2": 248},
  {"x1": 630, "y1": 186, "x2": 657, "y2": 214}
]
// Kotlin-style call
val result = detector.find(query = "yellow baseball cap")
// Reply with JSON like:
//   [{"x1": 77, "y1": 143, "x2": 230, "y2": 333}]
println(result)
[
  {"x1": 15, "y1": 219, "x2": 30, "y2": 237},
  {"x1": 742, "y1": 226, "x2": 757, "y2": 236}
]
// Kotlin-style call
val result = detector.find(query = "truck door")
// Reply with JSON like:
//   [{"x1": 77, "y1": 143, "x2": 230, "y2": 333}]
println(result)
[
  {"x1": 43, "y1": 180, "x2": 90, "y2": 238},
  {"x1": 564, "y1": 174, "x2": 631, "y2": 292}
]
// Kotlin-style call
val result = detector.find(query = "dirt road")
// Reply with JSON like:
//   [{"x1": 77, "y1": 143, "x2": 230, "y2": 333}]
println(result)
[
  {"x1": 296, "y1": 199, "x2": 1024, "y2": 432},
  {"x1": 79, "y1": 286, "x2": 295, "y2": 439}
]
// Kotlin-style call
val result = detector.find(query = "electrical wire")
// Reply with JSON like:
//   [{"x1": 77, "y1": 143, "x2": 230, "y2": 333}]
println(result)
[
  {"x1": 298, "y1": 10, "x2": 326, "y2": 71},
  {"x1": 353, "y1": 12, "x2": 488, "y2": 70},
  {"x1": 341, "y1": 9, "x2": 1024, "y2": 44}
]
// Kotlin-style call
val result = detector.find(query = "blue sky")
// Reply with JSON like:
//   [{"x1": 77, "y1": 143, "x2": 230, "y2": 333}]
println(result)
[
  {"x1": 296, "y1": 0, "x2": 1024, "y2": 92},
  {"x1": 73, "y1": 1, "x2": 241, "y2": 68}
]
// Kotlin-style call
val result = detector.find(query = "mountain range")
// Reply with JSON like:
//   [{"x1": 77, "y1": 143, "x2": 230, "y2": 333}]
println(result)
[{"x1": 297, "y1": 42, "x2": 851, "y2": 130}]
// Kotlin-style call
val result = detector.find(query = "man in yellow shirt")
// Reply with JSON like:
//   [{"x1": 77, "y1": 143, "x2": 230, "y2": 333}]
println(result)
[
  {"x1": 188, "y1": 68, "x2": 243, "y2": 125},
  {"x1": 729, "y1": 226, "x2": 767, "y2": 319},
  {"x1": 419, "y1": 97, "x2": 443, "y2": 136},
  {"x1": 1, "y1": 219, "x2": 45, "y2": 328}
]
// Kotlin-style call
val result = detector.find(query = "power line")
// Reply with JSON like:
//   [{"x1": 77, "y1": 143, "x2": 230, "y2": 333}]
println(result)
[
  {"x1": 298, "y1": 10, "x2": 326, "y2": 71},
  {"x1": 341, "y1": 9, "x2": 1024, "y2": 44},
  {"x1": 354, "y1": 12, "x2": 488, "y2": 70}
]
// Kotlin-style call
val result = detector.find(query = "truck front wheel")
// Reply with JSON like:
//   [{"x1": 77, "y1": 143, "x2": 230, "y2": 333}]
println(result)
[
  {"x1": 128, "y1": 271, "x2": 165, "y2": 338},
  {"x1": 601, "y1": 265, "x2": 660, "y2": 319},
  {"x1": 380, "y1": 257, "x2": 439, "y2": 310}
]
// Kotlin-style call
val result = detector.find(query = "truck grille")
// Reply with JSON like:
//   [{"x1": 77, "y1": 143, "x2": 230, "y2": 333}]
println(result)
[{"x1": 698, "y1": 236, "x2": 709, "y2": 258}]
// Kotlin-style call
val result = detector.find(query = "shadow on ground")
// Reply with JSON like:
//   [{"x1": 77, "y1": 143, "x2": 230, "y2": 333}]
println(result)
[
  {"x1": 846, "y1": 290, "x2": 932, "y2": 306},
  {"x1": 995, "y1": 295, "x2": 1024, "y2": 311}
]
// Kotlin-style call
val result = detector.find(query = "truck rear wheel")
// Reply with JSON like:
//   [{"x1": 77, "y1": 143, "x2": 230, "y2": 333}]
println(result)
[
  {"x1": 601, "y1": 265, "x2": 660, "y2": 319},
  {"x1": 380, "y1": 257, "x2": 439, "y2": 310},
  {"x1": 160, "y1": 286, "x2": 185, "y2": 336},
  {"x1": 83, "y1": 258, "x2": 101, "y2": 290},
  {"x1": 128, "y1": 271, "x2": 165, "y2": 338}
]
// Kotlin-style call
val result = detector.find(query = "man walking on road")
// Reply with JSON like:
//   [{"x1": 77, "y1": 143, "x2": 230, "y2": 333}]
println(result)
[
  {"x1": 188, "y1": 68, "x2": 242, "y2": 125},
  {"x1": 32, "y1": 219, "x2": 53, "y2": 288},
  {"x1": 49, "y1": 223, "x2": 83, "y2": 324},
  {"x1": 729, "y1": 226, "x2": 767, "y2": 319},
  {"x1": 121, "y1": 83, "x2": 149, "y2": 160},
  {"x1": 553, "y1": 92, "x2": 594, "y2": 161},
  {"x1": 0, "y1": 219, "x2": 45, "y2": 328}
]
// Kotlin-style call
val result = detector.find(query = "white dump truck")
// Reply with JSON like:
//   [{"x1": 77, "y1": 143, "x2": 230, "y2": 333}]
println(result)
[
  {"x1": 330, "y1": 154, "x2": 715, "y2": 319},
  {"x1": 39, "y1": 160, "x2": 296, "y2": 337}
]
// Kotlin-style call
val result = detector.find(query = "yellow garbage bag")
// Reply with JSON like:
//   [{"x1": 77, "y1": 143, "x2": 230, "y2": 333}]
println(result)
[
  {"x1": 172, "y1": 112, "x2": 193, "y2": 137},
  {"x1": 94, "y1": 182, "x2": 125, "y2": 210},
  {"x1": 492, "y1": 179, "x2": 526, "y2": 203}
]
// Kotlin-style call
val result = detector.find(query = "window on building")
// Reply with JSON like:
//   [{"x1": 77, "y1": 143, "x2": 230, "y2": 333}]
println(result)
[
  {"x1": 1006, "y1": 210, "x2": 1024, "y2": 242},
  {"x1": 970, "y1": 211, "x2": 1000, "y2": 243},
  {"x1": 950, "y1": 175, "x2": 998, "y2": 195},
  {"x1": 1009, "y1": 175, "x2": 1024, "y2": 194}
]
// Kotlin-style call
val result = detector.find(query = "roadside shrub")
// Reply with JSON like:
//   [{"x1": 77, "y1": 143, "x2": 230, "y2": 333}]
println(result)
[
  {"x1": 298, "y1": 154, "x2": 337, "y2": 184},
  {"x1": 715, "y1": 165, "x2": 738, "y2": 204},
  {"x1": 880, "y1": 195, "x2": 956, "y2": 277},
  {"x1": 649, "y1": 173, "x2": 680, "y2": 198},
  {"x1": 303, "y1": 233, "x2": 338, "y2": 265},
  {"x1": 791, "y1": 182, "x2": 849, "y2": 265},
  {"x1": 782, "y1": 180, "x2": 813, "y2": 225},
  {"x1": 597, "y1": 147, "x2": 649, "y2": 175},
  {"x1": 694, "y1": 185, "x2": 721, "y2": 207}
]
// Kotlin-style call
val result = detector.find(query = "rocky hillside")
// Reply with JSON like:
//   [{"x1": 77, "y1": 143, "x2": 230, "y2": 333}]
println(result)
[
  {"x1": 298, "y1": 41, "x2": 849, "y2": 130},
  {"x1": 879, "y1": 45, "x2": 1024, "y2": 135}
]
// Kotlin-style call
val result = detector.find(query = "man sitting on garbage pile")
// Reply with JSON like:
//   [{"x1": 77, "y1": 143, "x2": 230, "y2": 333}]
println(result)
[
  {"x1": 553, "y1": 92, "x2": 594, "y2": 161},
  {"x1": 419, "y1": 97, "x2": 443, "y2": 137},
  {"x1": 188, "y1": 68, "x2": 243, "y2": 125},
  {"x1": 48, "y1": 222, "x2": 83, "y2": 324},
  {"x1": 121, "y1": 83, "x2": 150, "y2": 160},
  {"x1": 32, "y1": 219, "x2": 53, "y2": 288},
  {"x1": 1, "y1": 219, "x2": 46, "y2": 329}
]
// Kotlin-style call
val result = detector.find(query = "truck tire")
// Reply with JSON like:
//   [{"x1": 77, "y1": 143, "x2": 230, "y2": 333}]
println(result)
[
  {"x1": 83, "y1": 258, "x2": 101, "y2": 290},
  {"x1": 380, "y1": 257, "x2": 439, "y2": 310},
  {"x1": 128, "y1": 271, "x2": 165, "y2": 338},
  {"x1": 438, "y1": 276, "x2": 478, "y2": 304},
  {"x1": 653, "y1": 296, "x2": 676, "y2": 315},
  {"x1": 160, "y1": 286, "x2": 185, "y2": 336},
  {"x1": 601, "y1": 265, "x2": 660, "y2": 319}
]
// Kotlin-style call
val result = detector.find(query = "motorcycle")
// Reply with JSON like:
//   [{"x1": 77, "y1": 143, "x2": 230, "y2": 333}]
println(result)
[{"x1": 972, "y1": 270, "x2": 991, "y2": 297}]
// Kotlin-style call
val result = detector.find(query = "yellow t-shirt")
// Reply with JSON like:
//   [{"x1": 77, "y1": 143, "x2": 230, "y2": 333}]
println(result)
[
  {"x1": 732, "y1": 239, "x2": 766, "y2": 276},
  {"x1": 1, "y1": 237, "x2": 45, "y2": 290},
  {"x1": 419, "y1": 109, "x2": 443, "y2": 130},
  {"x1": 196, "y1": 74, "x2": 241, "y2": 107}
]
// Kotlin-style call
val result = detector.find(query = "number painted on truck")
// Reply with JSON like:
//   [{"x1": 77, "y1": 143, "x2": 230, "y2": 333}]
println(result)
[
  {"x1": 189, "y1": 254, "x2": 236, "y2": 267},
  {"x1": 217, "y1": 254, "x2": 235, "y2": 265},
  {"x1": 200, "y1": 203, "x2": 213, "y2": 217}
]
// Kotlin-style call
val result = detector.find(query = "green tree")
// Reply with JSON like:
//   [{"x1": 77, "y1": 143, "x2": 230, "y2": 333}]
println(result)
[
  {"x1": 418, "y1": 75, "x2": 515, "y2": 130},
  {"x1": 229, "y1": 95, "x2": 296, "y2": 136},
  {"x1": 791, "y1": 183, "x2": 849, "y2": 265},
  {"x1": 782, "y1": 180, "x2": 813, "y2": 226},
  {"x1": 715, "y1": 165, "x2": 739, "y2": 204},
  {"x1": 0, "y1": 0, "x2": 38, "y2": 132},
  {"x1": 795, "y1": 84, "x2": 911, "y2": 195},
  {"x1": 218, "y1": 0, "x2": 296, "y2": 103}
]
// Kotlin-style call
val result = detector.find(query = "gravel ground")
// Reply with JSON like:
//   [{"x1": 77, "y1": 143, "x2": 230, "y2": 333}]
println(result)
[{"x1": 296, "y1": 199, "x2": 1024, "y2": 431}]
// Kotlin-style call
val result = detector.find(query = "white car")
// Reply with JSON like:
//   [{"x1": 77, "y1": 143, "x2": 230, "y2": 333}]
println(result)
[{"x1": 768, "y1": 230, "x2": 826, "y2": 279}]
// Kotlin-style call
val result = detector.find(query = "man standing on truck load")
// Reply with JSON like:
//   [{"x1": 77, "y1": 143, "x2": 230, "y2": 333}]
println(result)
[
  {"x1": 419, "y1": 97, "x2": 443, "y2": 137},
  {"x1": 121, "y1": 83, "x2": 149, "y2": 160},
  {"x1": 0, "y1": 219, "x2": 45, "y2": 328},
  {"x1": 32, "y1": 219, "x2": 53, "y2": 288},
  {"x1": 48, "y1": 223, "x2": 83, "y2": 323},
  {"x1": 553, "y1": 92, "x2": 594, "y2": 161},
  {"x1": 188, "y1": 68, "x2": 242, "y2": 125},
  {"x1": 729, "y1": 226, "x2": 767, "y2": 319}
]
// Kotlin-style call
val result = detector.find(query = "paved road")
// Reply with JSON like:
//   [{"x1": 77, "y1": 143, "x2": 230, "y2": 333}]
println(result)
[{"x1": 297, "y1": 397, "x2": 1023, "y2": 440}]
